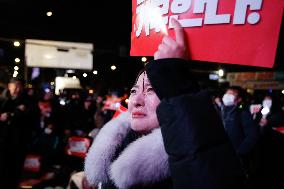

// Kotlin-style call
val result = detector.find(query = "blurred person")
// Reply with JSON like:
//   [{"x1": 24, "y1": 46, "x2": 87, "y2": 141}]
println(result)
[
  {"x1": 221, "y1": 86, "x2": 259, "y2": 187},
  {"x1": 72, "y1": 96, "x2": 97, "y2": 137},
  {"x1": 0, "y1": 85, "x2": 5, "y2": 98},
  {"x1": 257, "y1": 95, "x2": 284, "y2": 129},
  {"x1": 0, "y1": 78, "x2": 37, "y2": 188},
  {"x1": 31, "y1": 122, "x2": 63, "y2": 171},
  {"x1": 64, "y1": 91, "x2": 85, "y2": 134},
  {"x1": 212, "y1": 95, "x2": 222, "y2": 116},
  {"x1": 254, "y1": 94, "x2": 284, "y2": 189},
  {"x1": 94, "y1": 95, "x2": 108, "y2": 129},
  {"x1": 85, "y1": 19, "x2": 244, "y2": 189}
]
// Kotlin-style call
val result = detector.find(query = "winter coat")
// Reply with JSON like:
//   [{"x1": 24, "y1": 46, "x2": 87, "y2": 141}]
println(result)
[
  {"x1": 254, "y1": 107, "x2": 284, "y2": 188},
  {"x1": 85, "y1": 112, "x2": 171, "y2": 189},
  {"x1": 85, "y1": 58, "x2": 244, "y2": 189},
  {"x1": 0, "y1": 91, "x2": 37, "y2": 188},
  {"x1": 221, "y1": 105, "x2": 259, "y2": 156}
]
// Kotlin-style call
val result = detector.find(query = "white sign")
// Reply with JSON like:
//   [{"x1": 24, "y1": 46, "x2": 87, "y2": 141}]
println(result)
[
  {"x1": 25, "y1": 39, "x2": 93, "y2": 70},
  {"x1": 135, "y1": 0, "x2": 263, "y2": 37},
  {"x1": 55, "y1": 76, "x2": 82, "y2": 95}
]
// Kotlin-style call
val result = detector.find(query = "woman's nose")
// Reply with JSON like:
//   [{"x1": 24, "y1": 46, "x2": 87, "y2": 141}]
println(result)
[{"x1": 133, "y1": 92, "x2": 145, "y2": 107}]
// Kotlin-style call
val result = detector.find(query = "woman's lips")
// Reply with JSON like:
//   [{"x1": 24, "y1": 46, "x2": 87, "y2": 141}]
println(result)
[{"x1": 132, "y1": 112, "x2": 146, "y2": 118}]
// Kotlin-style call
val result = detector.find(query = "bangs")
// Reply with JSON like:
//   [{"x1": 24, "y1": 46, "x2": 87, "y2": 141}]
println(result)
[{"x1": 133, "y1": 68, "x2": 146, "y2": 86}]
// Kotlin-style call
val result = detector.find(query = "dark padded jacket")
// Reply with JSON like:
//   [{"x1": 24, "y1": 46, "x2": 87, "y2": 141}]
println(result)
[{"x1": 146, "y1": 58, "x2": 245, "y2": 189}]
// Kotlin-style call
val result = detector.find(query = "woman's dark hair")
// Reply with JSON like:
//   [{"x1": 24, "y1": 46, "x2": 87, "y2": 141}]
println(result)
[{"x1": 133, "y1": 68, "x2": 146, "y2": 86}]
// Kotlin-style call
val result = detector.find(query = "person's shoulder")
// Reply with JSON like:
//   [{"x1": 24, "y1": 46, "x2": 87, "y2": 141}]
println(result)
[
  {"x1": 165, "y1": 90, "x2": 210, "y2": 102},
  {"x1": 239, "y1": 105, "x2": 253, "y2": 118}
]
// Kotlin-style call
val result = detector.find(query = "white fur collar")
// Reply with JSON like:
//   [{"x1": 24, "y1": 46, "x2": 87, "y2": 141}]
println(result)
[{"x1": 84, "y1": 112, "x2": 170, "y2": 189}]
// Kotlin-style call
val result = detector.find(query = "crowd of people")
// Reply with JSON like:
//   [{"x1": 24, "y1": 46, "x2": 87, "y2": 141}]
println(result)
[
  {"x1": 0, "y1": 78, "x2": 121, "y2": 188},
  {"x1": 84, "y1": 20, "x2": 284, "y2": 189},
  {"x1": 213, "y1": 86, "x2": 284, "y2": 189},
  {"x1": 0, "y1": 75, "x2": 284, "y2": 188},
  {"x1": 0, "y1": 20, "x2": 283, "y2": 189}
]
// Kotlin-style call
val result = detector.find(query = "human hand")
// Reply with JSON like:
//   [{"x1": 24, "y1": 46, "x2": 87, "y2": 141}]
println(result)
[
  {"x1": 154, "y1": 19, "x2": 188, "y2": 60},
  {"x1": 0, "y1": 113, "x2": 9, "y2": 121},
  {"x1": 82, "y1": 176, "x2": 97, "y2": 189},
  {"x1": 42, "y1": 110, "x2": 51, "y2": 117},
  {"x1": 17, "y1": 104, "x2": 26, "y2": 111},
  {"x1": 259, "y1": 118, "x2": 268, "y2": 127}
]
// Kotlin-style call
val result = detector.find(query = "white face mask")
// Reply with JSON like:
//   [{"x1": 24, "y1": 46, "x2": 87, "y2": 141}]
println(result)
[
  {"x1": 262, "y1": 99, "x2": 272, "y2": 109},
  {"x1": 222, "y1": 94, "x2": 235, "y2": 106},
  {"x1": 44, "y1": 128, "x2": 52, "y2": 135}
]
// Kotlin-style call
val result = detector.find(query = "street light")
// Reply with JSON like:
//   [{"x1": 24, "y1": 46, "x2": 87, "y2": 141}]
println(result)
[
  {"x1": 13, "y1": 41, "x2": 20, "y2": 47},
  {"x1": 46, "y1": 11, "x2": 53, "y2": 17},
  {"x1": 13, "y1": 70, "x2": 18, "y2": 78},
  {"x1": 15, "y1": 58, "x2": 20, "y2": 63},
  {"x1": 218, "y1": 69, "x2": 224, "y2": 77},
  {"x1": 93, "y1": 70, "x2": 98, "y2": 75},
  {"x1": 141, "y1": 57, "x2": 147, "y2": 62},
  {"x1": 83, "y1": 73, "x2": 87, "y2": 78},
  {"x1": 111, "y1": 65, "x2": 116, "y2": 71}
]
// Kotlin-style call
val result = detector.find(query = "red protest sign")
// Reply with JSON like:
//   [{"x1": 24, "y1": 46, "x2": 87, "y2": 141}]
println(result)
[
  {"x1": 130, "y1": 0, "x2": 283, "y2": 68},
  {"x1": 273, "y1": 126, "x2": 284, "y2": 134},
  {"x1": 24, "y1": 155, "x2": 42, "y2": 172},
  {"x1": 66, "y1": 137, "x2": 91, "y2": 158}
]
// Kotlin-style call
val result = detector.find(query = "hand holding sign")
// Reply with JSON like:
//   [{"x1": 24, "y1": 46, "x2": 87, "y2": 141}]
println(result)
[
  {"x1": 131, "y1": 0, "x2": 283, "y2": 68},
  {"x1": 154, "y1": 19, "x2": 188, "y2": 60}
]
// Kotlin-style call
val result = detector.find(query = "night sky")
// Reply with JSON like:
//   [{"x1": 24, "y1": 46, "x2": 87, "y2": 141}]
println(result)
[{"x1": 0, "y1": 0, "x2": 283, "y2": 95}]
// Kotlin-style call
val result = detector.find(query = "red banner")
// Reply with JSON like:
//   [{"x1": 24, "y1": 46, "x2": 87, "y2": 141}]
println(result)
[
  {"x1": 130, "y1": 0, "x2": 283, "y2": 68},
  {"x1": 273, "y1": 126, "x2": 284, "y2": 134},
  {"x1": 112, "y1": 105, "x2": 128, "y2": 119},
  {"x1": 66, "y1": 137, "x2": 91, "y2": 158},
  {"x1": 24, "y1": 155, "x2": 42, "y2": 172}
]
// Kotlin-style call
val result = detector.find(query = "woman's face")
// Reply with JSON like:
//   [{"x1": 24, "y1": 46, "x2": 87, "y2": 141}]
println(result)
[{"x1": 128, "y1": 72, "x2": 161, "y2": 133}]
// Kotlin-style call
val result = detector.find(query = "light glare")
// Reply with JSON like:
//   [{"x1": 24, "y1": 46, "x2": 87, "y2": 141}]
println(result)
[
  {"x1": 14, "y1": 41, "x2": 20, "y2": 47},
  {"x1": 15, "y1": 58, "x2": 20, "y2": 63},
  {"x1": 47, "y1": 11, "x2": 53, "y2": 17},
  {"x1": 218, "y1": 69, "x2": 224, "y2": 77},
  {"x1": 141, "y1": 57, "x2": 147, "y2": 62},
  {"x1": 111, "y1": 65, "x2": 116, "y2": 71}
]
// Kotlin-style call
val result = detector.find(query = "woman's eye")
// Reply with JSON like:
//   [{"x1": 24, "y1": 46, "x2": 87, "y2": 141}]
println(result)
[
  {"x1": 130, "y1": 89, "x2": 136, "y2": 94},
  {"x1": 146, "y1": 87, "x2": 154, "y2": 92}
]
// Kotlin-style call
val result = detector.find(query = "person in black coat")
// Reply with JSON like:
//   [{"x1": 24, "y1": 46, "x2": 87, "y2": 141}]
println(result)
[
  {"x1": 221, "y1": 86, "x2": 260, "y2": 187},
  {"x1": 221, "y1": 86, "x2": 259, "y2": 157},
  {"x1": 0, "y1": 78, "x2": 37, "y2": 189},
  {"x1": 84, "y1": 19, "x2": 244, "y2": 189},
  {"x1": 255, "y1": 94, "x2": 284, "y2": 189}
]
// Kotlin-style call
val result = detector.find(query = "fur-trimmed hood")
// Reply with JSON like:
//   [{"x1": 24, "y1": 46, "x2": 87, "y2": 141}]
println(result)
[{"x1": 84, "y1": 112, "x2": 170, "y2": 189}]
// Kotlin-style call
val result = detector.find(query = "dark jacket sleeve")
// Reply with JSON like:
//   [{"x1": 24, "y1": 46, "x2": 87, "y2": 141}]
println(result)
[
  {"x1": 267, "y1": 112, "x2": 284, "y2": 128},
  {"x1": 146, "y1": 58, "x2": 244, "y2": 189},
  {"x1": 237, "y1": 109, "x2": 259, "y2": 155}
]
